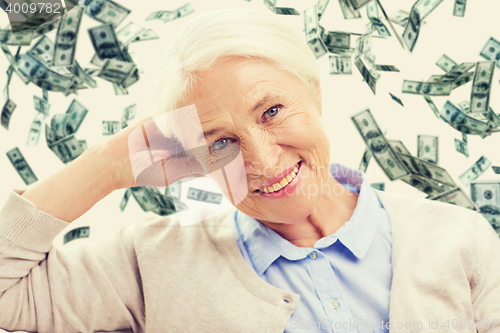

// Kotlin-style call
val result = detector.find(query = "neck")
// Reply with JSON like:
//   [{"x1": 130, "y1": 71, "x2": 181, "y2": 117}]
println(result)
[{"x1": 260, "y1": 175, "x2": 359, "y2": 247}]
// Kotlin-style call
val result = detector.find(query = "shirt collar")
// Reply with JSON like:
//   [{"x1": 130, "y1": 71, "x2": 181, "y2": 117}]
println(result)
[{"x1": 234, "y1": 163, "x2": 383, "y2": 276}]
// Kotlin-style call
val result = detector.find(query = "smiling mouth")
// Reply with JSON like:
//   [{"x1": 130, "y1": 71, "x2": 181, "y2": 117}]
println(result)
[{"x1": 254, "y1": 161, "x2": 301, "y2": 194}]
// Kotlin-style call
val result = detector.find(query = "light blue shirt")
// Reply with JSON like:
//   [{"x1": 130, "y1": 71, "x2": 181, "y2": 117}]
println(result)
[{"x1": 232, "y1": 163, "x2": 392, "y2": 333}]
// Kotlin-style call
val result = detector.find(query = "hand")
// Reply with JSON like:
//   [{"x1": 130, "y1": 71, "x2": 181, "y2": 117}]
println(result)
[{"x1": 102, "y1": 114, "x2": 207, "y2": 190}]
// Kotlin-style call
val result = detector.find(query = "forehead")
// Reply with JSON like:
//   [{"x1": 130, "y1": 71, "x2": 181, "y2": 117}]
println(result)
[{"x1": 181, "y1": 56, "x2": 303, "y2": 117}]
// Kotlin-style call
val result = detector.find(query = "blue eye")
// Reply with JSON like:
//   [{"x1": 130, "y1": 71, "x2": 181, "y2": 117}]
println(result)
[
  {"x1": 211, "y1": 138, "x2": 229, "y2": 151},
  {"x1": 263, "y1": 105, "x2": 281, "y2": 120}
]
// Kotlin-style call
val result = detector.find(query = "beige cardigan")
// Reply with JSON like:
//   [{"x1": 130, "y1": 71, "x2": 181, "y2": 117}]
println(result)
[{"x1": 0, "y1": 188, "x2": 499, "y2": 333}]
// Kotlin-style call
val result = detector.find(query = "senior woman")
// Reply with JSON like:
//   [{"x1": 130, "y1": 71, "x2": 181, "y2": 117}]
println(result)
[{"x1": 0, "y1": 8, "x2": 499, "y2": 333}]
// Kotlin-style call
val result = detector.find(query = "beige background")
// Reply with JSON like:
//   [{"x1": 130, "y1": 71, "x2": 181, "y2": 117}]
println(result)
[{"x1": 0, "y1": 0, "x2": 499, "y2": 255}]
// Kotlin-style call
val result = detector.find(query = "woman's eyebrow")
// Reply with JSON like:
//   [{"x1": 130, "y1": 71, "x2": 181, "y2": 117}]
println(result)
[
  {"x1": 197, "y1": 94, "x2": 280, "y2": 142},
  {"x1": 249, "y1": 93, "x2": 279, "y2": 113},
  {"x1": 198, "y1": 128, "x2": 224, "y2": 142}
]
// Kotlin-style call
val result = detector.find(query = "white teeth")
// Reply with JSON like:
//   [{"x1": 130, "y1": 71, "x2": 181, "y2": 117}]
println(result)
[{"x1": 260, "y1": 163, "x2": 300, "y2": 193}]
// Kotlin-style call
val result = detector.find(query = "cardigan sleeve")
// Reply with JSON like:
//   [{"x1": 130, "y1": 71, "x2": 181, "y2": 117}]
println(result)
[
  {"x1": 0, "y1": 190, "x2": 146, "y2": 333},
  {"x1": 470, "y1": 212, "x2": 500, "y2": 331}
]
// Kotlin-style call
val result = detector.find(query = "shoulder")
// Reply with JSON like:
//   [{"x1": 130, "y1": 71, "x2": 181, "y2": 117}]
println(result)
[
  {"x1": 375, "y1": 188, "x2": 488, "y2": 232},
  {"x1": 374, "y1": 189, "x2": 497, "y2": 253}
]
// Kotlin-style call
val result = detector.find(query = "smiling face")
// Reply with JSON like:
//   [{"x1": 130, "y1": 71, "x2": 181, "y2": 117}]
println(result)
[{"x1": 178, "y1": 56, "x2": 332, "y2": 224}]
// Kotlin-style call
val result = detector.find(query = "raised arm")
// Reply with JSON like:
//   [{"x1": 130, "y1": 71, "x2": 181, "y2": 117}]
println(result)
[
  {"x1": 0, "y1": 115, "x2": 162, "y2": 332},
  {"x1": 0, "y1": 190, "x2": 147, "y2": 332}
]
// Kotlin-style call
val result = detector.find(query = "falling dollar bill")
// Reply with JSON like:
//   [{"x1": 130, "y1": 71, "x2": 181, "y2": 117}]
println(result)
[
  {"x1": 389, "y1": 93, "x2": 404, "y2": 106},
  {"x1": 130, "y1": 186, "x2": 159, "y2": 212},
  {"x1": 146, "y1": 3, "x2": 194, "y2": 22},
  {"x1": 33, "y1": 95, "x2": 50, "y2": 115},
  {"x1": 452, "y1": 0, "x2": 466, "y2": 17},
  {"x1": 351, "y1": 109, "x2": 409, "y2": 180},
  {"x1": 27, "y1": 112, "x2": 46, "y2": 146},
  {"x1": 4, "y1": 66, "x2": 13, "y2": 100},
  {"x1": 132, "y1": 28, "x2": 159, "y2": 43},
  {"x1": 396, "y1": 153, "x2": 455, "y2": 187},
  {"x1": 1, "y1": 45, "x2": 30, "y2": 85},
  {"x1": 52, "y1": 6, "x2": 84, "y2": 67},
  {"x1": 116, "y1": 22, "x2": 145, "y2": 47},
  {"x1": 120, "y1": 188, "x2": 132, "y2": 212},
  {"x1": 358, "y1": 148, "x2": 372, "y2": 173},
  {"x1": 316, "y1": 0, "x2": 330, "y2": 20},
  {"x1": 304, "y1": 5, "x2": 328, "y2": 59},
  {"x1": 370, "y1": 182, "x2": 385, "y2": 191},
  {"x1": 366, "y1": 0, "x2": 391, "y2": 37},
  {"x1": 113, "y1": 82, "x2": 128, "y2": 95},
  {"x1": 436, "y1": 54, "x2": 456, "y2": 72},
  {"x1": 67, "y1": 59, "x2": 97, "y2": 88},
  {"x1": 388, "y1": 139, "x2": 411, "y2": 155},
  {"x1": 469, "y1": 61, "x2": 495, "y2": 113},
  {"x1": 363, "y1": 51, "x2": 375, "y2": 65},
  {"x1": 78, "y1": 140, "x2": 87, "y2": 151},
  {"x1": 402, "y1": 80, "x2": 452, "y2": 96},
  {"x1": 273, "y1": 4, "x2": 300, "y2": 14},
  {"x1": 121, "y1": 103, "x2": 136, "y2": 129},
  {"x1": 88, "y1": 23, "x2": 125, "y2": 62},
  {"x1": 128, "y1": 51, "x2": 144, "y2": 74},
  {"x1": 355, "y1": 31, "x2": 372, "y2": 55},
  {"x1": 51, "y1": 114, "x2": 69, "y2": 140},
  {"x1": 48, "y1": 134, "x2": 84, "y2": 164},
  {"x1": 81, "y1": 0, "x2": 130, "y2": 27},
  {"x1": 440, "y1": 100, "x2": 490, "y2": 135},
  {"x1": 354, "y1": 57, "x2": 378, "y2": 94},
  {"x1": 348, "y1": 0, "x2": 372, "y2": 10},
  {"x1": 479, "y1": 37, "x2": 500, "y2": 69},
  {"x1": 438, "y1": 62, "x2": 476, "y2": 83},
  {"x1": 102, "y1": 120, "x2": 120, "y2": 135},
  {"x1": 452, "y1": 71, "x2": 474, "y2": 90},
  {"x1": 329, "y1": 55, "x2": 352, "y2": 74},
  {"x1": 374, "y1": 64, "x2": 399, "y2": 72},
  {"x1": 470, "y1": 181, "x2": 500, "y2": 232},
  {"x1": 430, "y1": 187, "x2": 477, "y2": 211},
  {"x1": 187, "y1": 187, "x2": 223, "y2": 204},
  {"x1": 63, "y1": 226, "x2": 90, "y2": 245},
  {"x1": 491, "y1": 166, "x2": 500, "y2": 174},
  {"x1": 148, "y1": 189, "x2": 177, "y2": 216},
  {"x1": 388, "y1": 10, "x2": 409, "y2": 27},
  {"x1": 168, "y1": 182, "x2": 182, "y2": 200},
  {"x1": 146, "y1": 11, "x2": 176, "y2": 22},
  {"x1": 16, "y1": 52, "x2": 75, "y2": 92},
  {"x1": 1, "y1": 99, "x2": 16, "y2": 130},
  {"x1": 417, "y1": 135, "x2": 438, "y2": 164},
  {"x1": 121, "y1": 68, "x2": 139, "y2": 88},
  {"x1": 483, "y1": 108, "x2": 500, "y2": 128},
  {"x1": 45, "y1": 123, "x2": 56, "y2": 145},
  {"x1": 97, "y1": 59, "x2": 136, "y2": 84},
  {"x1": 320, "y1": 28, "x2": 351, "y2": 51},
  {"x1": 454, "y1": 138, "x2": 469, "y2": 157},
  {"x1": 6, "y1": 147, "x2": 38, "y2": 185},
  {"x1": 401, "y1": 174, "x2": 444, "y2": 197},
  {"x1": 459, "y1": 156, "x2": 492, "y2": 186},
  {"x1": 338, "y1": 0, "x2": 361, "y2": 19},
  {"x1": 402, "y1": 0, "x2": 444, "y2": 52},
  {"x1": 422, "y1": 95, "x2": 440, "y2": 118},
  {"x1": 0, "y1": 29, "x2": 33, "y2": 45},
  {"x1": 29, "y1": 35, "x2": 56, "y2": 67},
  {"x1": 65, "y1": 99, "x2": 88, "y2": 135}
]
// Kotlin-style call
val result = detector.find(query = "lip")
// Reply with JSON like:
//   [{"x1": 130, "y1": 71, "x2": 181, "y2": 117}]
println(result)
[
  {"x1": 257, "y1": 161, "x2": 301, "y2": 190},
  {"x1": 258, "y1": 161, "x2": 302, "y2": 198}
]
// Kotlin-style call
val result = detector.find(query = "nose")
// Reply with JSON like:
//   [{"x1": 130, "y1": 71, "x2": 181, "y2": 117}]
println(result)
[{"x1": 243, "y1": 131, "x2": 283, "y2": 178}]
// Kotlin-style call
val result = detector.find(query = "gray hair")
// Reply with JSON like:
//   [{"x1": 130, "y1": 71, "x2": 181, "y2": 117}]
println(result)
[{"x1": 153, "y1": 7, "x2": 320, "y2": 121}]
